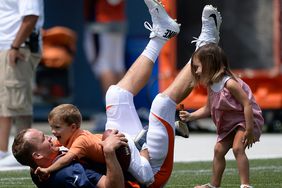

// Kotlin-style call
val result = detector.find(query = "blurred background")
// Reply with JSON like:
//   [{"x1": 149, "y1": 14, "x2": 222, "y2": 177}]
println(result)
[{"x1": 33, "y1": 0, "x2": 282, "y2": 133}]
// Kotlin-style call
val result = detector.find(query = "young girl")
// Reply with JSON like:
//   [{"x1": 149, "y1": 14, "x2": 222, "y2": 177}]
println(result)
[{"x1": 179, "y1": 43, "x2": 264, "y2": 188}]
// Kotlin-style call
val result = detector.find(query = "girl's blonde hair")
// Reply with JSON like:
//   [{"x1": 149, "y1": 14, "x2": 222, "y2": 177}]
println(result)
[
  {"x1": 48, "y1": 104, "x2": 82, "y2": 127},
  {"x1": 191, "y1": 43, "x2": 236, "y2": 86}
]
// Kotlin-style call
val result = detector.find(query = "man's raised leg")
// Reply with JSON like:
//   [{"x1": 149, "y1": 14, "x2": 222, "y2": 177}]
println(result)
[
  {"x1": 167, "y1": 4, "x2": 222, "y2": 138},
  {"x1": 117, "y1": 0, "x2": 180, "y2": 96},
  {"x1": 146, "y1": 4, "x2": 222, "y2": 187},
  {"x1": 168, "y1": 4, "x2": 222, "y2": 103}
]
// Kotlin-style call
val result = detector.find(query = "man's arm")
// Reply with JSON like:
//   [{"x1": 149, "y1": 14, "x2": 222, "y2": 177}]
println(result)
[
  {"x1": 97, "y1": 130, "x2": 127, "y2": 188},
  {"x1": 11, "y1": 15, "x2": 38, "y2": 48},
  {"x1": 9, "y1": 15, "x2": 38, "y2": 66}
]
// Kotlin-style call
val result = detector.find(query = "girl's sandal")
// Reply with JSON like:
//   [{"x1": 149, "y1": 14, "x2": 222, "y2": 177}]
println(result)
[{"x1": 240, "y1": 184, "x2": 253, "y2": 188}]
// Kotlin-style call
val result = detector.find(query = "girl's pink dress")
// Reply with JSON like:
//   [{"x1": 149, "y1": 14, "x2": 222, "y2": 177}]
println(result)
[{"x1": 209, "y1": 76, "x2": 264, "y2": 142}]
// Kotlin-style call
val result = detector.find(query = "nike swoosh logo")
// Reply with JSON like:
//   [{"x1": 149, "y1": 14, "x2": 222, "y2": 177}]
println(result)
[{"x1": 209, "y1": 14, "x2": 218, "y2": 27}]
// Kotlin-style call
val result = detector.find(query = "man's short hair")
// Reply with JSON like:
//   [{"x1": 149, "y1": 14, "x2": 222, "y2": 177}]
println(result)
[{"x1": 12, "y1": 129, "x2": 37, "y2": 168}]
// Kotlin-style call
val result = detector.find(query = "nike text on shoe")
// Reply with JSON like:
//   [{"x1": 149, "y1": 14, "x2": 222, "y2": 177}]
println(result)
[
  {"x1": 144, "y1": 0, "x2": 180, "y2": 40},
  {"x1": 192, "y1": 5, "x2": 222, "y2": 49}
]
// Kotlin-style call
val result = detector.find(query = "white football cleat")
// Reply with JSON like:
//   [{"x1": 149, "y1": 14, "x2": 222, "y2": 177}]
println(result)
[
  {"x1": 175, "y1": 120, "x2": 189, "y2": 138},
  {"x1": 144, "y1": 0, "x2": 180, "y2": 40},
  {"x1": 192, "y1": 5, "x2": 222, "y2": 49}
]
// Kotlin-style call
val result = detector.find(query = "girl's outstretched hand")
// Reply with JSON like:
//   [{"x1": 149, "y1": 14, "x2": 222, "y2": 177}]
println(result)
[{"x1": 179, "y1": 111, "x2": 192, "y2": 122}]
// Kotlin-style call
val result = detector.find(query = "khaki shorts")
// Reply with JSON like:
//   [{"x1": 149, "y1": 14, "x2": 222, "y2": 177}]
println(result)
[{"x1": 0, "y1": 48, "x2": 41, "y2": 116}]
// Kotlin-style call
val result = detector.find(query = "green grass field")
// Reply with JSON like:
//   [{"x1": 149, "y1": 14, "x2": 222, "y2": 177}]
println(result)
[{"x1": 0, "y1": 158, "x2": 281, "y2": 188}]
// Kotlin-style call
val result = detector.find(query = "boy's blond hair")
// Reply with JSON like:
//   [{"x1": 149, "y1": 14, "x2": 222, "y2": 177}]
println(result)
[{"x1": 48, "y1": 104, "x2": 82, "y2": 127}]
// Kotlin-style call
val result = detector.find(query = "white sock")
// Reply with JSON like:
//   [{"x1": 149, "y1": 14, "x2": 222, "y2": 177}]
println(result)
[
  {"x1": 141, "y1": 37, "x2": 166, "y2": 63},
  {"x1": 0, "y1": 150, "x2": 9, "y2": 159}
]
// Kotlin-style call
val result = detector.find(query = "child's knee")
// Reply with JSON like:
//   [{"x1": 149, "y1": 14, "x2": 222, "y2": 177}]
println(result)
[
  {"x1": 232, "y1": 146, "x2": 245, "y2": 157},
  {"x1": 213, "y1": 143, "x2": 229, "y2": 158}
]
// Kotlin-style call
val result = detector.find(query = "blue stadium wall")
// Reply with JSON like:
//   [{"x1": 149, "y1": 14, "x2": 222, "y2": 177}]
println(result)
[{"x1": 34, "y1": 0, "x2": 158, "y2": 120}]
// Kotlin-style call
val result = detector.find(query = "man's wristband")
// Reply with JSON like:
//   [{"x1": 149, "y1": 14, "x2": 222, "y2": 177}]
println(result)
[{"x1": 10, "y1": 45, "x2": 19, "y2": 51}]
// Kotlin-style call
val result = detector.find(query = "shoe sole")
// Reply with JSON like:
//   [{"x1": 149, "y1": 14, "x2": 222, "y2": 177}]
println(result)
[
  {"x1": 144, "y1": 0, "x2": 180, "y2": 39},
  {"x1": 145, "y1": 0, "x2": 175, "y2": 22}
]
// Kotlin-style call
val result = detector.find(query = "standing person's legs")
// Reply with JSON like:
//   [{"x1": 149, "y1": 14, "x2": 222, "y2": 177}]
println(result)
[
  {"x1": 0, "y1": 50, "x2": 11, "y2": 157},
  {"x1": 0, "y1": 115, "x2": 31, "y2": 156},
  {"x1": 0, "y1": 117, "x2": 12, "y2": 157},
  {"x1": 232, "y1": 128, "x2": 251, "y2": 186},
  {"x1": 210, "y1": 139, "x2": 232, "y2": 187},
  {"x1": 110, "y1": 31, "x2": 126, "y2": 80},
  {"x1": 0, "y1": 49, "x2": 39, "y2": 161},
  {"x1": 96, "y1": 32, "x2": 126, "y2": 95},
  {"x1": 87, "y1": 31, "x2": 126, "y2": 132},
  {"x1": 14, "y1": 115, "x2": 33, "y2": 134}
]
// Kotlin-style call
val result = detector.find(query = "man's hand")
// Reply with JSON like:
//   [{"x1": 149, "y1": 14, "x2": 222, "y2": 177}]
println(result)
[
  {"x1": 98, "y1": 130, "x2": 127, "y2": 188},
  {"x1": 100, "y1": 129, "x2": 128, "y2": 154},
  {"x1": 9, "y1": 49, "x2": 25, "y2": 66}
]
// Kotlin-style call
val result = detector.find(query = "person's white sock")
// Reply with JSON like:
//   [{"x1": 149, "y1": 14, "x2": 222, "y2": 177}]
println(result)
[
  {"x1": 141, "y1": 37, "x2": 166, "y2": 63},
  {"x1": 0, "y1": 150, "x2": 9, "y2": 159}
]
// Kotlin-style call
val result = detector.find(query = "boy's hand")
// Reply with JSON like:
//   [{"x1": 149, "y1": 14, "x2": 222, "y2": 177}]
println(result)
[{"x1": 35, "y1": 167, "x2": 50, "y2": 181}]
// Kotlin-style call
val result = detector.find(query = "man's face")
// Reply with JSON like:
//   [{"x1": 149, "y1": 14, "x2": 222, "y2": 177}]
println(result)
[{"x1": 25, "y1": 129, "x2": 59, "y2": 165}]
